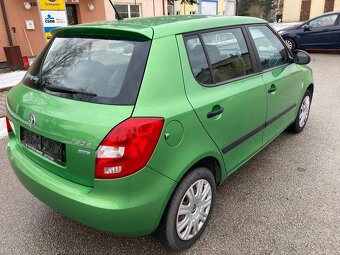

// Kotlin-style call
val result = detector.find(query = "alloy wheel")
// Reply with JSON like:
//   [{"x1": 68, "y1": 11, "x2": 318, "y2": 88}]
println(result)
[
  {"x1": 285, "y1": 39, "x2": 293, "y2": 49},
  {"x1": 176, "y1": 179, "x2": 212, "y2": 241},
  {"x1": 299, "y1": 95, "x2": 310, "y2": 128}
]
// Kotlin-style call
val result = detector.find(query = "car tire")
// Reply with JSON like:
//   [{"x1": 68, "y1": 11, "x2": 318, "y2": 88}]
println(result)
[
  {"x1": 157, "y1": 167, "x2": 216, "y2": 251},
  {"x1": 289, "y1": 90, "x2": 312, "y2": 133},
  {"x1": 284, "y1": 38, "x2": 296, "y2": 51}
]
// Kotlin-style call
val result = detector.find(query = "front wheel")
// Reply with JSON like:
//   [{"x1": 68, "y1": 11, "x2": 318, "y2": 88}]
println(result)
[
  {"x1": 289, "y1": 90, "x2": 312, "y2": 133},
  {"x1": 157, "y1": 167, "x2": 216, "y2": 251}
]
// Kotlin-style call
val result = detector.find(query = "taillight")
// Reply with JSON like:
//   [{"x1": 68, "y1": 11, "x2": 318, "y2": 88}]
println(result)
[
  {"x1": 95, "y1": 118, "x2": 164, "y2": 179},
  {"x1": 5, "y1": 116, "x2": 13, "y2": 133}
]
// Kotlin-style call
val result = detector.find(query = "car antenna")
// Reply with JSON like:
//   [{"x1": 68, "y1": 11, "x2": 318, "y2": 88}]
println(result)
[{"x1": 109, "y1": 0, "x2": 124, "y2": 21}]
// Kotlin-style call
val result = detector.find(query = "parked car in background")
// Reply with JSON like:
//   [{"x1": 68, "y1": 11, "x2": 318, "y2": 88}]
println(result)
[
  {"x1": 6, "y1": 15, "x2": 314, "y2": 251},
  {"x1": 279, "y1": 11, "x2": 340, "y2": 50}
]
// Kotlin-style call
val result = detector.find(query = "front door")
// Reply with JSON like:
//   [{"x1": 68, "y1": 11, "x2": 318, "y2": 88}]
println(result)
[
  {"x1": 298, "y1": 14, "x2": 338, "y2": 49},
  {"x1": 177, "y1": 27, "x2": 267, "y2": 174},
  {"x1": 248, "y1": 25, "x2": 301, "y2": 145}
]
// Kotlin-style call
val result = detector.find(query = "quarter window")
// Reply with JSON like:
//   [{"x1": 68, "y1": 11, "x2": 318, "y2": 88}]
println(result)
[
  {"x1": 249, "y1": 26, "x2": 290, "y2": 70},
  {"x1": 185, "y1": 36, "x2": 213, "y2": 84},
  {"x1": 201, "y1": 28, "x2": 254, "y2": 83}
]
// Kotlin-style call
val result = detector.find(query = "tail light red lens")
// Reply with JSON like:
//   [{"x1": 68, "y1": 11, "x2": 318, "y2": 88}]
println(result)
[
  {"x1": 95, "y1": 118, "x2": 164, "y2": 179},
  {"x1": 5, "y1": 116, "x2": 13, "y2": 133}
]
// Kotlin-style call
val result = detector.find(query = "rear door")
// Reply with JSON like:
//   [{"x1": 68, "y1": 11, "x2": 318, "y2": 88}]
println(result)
[
  {"x1": 298, "y1": 14, "x2": 338, "y2": 49},
  {"x1": 247, "y1": 25, "x2": 301, "y2": 145},
  {"x1": 177, "y1": 27, "x2": 267, "y2": 173}
]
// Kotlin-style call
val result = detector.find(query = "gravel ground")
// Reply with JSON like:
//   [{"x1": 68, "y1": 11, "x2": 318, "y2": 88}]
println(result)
[{"x1": 0, "y1": 54, "x2": 339, "y2": 255}]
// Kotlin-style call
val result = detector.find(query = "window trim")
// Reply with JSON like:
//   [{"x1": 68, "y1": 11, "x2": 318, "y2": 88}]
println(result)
[
  {"x1": 244, "y1": 24, "x2": 294, "y2": 74},
  {"x1": 199, "y1": 33, "x2": 216, "y2": 84},
  {"x1": 183, "y1": 25, "x2": 261, "y2": 88}
]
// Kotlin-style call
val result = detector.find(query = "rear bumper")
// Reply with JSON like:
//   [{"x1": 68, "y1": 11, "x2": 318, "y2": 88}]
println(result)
[{"x1": 7, "y1": 136, "x2": 176, "y2": 236}]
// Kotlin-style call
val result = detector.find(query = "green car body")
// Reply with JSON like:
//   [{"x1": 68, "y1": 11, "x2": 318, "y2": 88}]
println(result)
[{"x1": 6, "y1": 15, "x2": 314, "y2": 249}]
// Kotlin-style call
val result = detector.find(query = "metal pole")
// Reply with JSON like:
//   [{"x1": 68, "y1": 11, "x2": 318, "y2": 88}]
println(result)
[
  {"x1": 153, "y1": 0, "x2": 155, "y2": 16},
  {"x1": 22, "y1": 25, "x2": 34, "y2": 56},
  {"x1": 0, "y1": 0, "x2": 13, "y2": 46},
  {"x1": 235, "y1": 0, "x2": 238, "y2": 16}
]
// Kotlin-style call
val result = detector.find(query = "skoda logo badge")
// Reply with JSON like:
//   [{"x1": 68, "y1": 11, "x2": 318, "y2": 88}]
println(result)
[{"x1": 28, "y1": 114, "x2": 36, "y2": 127}]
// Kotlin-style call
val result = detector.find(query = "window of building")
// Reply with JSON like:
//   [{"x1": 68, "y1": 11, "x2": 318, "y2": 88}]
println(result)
[
  {"x1": 115, "y1": 4, "x2": 141, "y2": 18},
  {"x1": 249, "y1": 26, "x2": 290, "y2": 70},
  {"x1": 66, "y1": 5, "x2": 78, "y2": 25},
  {"x1": 176, "y1": 11, "x2": 181, "y2": 15},
  {"x1": 189, "y1": 11, "x2": 196, "y2": 15},
  {"x1": 324, "y1": 0, "x2": 335, "y2": 13},
  {"x1": 300, "y1": 0, "x2": 311, "y2": 21}
]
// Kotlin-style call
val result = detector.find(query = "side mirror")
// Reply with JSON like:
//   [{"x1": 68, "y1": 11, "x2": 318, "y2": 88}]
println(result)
[
  {"x1": 302, "y1": 24, "x2": 310, "y2": 31},
  {"x1": 293, "y1": 50, "x2": 311, "y2": 65}
]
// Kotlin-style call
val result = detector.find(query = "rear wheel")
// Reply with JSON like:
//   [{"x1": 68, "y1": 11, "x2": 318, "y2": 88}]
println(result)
[
  {"x1": 158, "y1": 167, "x2": 216, "y2": 251},
  {"x1": 289, "y1": 90, "x2": 312, "y2": 133},
  {"x1": 284, "y1": 38, "x2": 296, "y2": 51}
]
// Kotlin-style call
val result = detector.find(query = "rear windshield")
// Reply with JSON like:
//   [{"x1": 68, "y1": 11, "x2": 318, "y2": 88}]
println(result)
[{"x1": 22, "y1": 37, "x2": 151, "y2": 105}]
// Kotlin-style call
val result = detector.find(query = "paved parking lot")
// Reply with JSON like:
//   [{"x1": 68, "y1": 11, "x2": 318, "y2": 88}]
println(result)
[{"x1": 0, "y1": 54, "x2": 339, "y2": 254}]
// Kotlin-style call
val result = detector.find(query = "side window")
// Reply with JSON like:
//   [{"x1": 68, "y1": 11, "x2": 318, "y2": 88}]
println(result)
[
  {"x1": 249, "y1": 26, "x2": 290, "y2": 70},
  {"x1": 185, "y1": 36, "x2": 213, "y2": 84},
  {"x1": 308, "y1": 14, "x2": 337, "y2": 28},
  {"x1": 201, "y1": 28, "x2": 254, "y2": 83}
]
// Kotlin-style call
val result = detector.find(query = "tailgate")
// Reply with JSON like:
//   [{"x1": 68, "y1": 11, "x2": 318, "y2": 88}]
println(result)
[{"x1": 7, "y1": 84, "x2": 133, "y2": 186}]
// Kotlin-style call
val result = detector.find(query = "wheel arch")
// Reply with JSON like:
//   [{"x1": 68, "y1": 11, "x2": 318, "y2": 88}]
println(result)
[
  {"x1": 307, "y1": 83, "x2": 314, "y2": 97},
  {"x1": 156, "y1": 154, "x2": 223, "y2": 235},
  {"x1": 190, "y1": 156, "x2": 222, "y2": 186}
]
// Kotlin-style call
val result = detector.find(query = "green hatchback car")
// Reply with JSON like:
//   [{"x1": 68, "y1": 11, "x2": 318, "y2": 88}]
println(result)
[{"x1": 6, "y1": 15, "x2": 313, "y2": 251}]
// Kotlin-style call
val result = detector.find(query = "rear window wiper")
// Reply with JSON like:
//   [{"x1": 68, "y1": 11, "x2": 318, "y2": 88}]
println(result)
[{"x1": 43, "y1": 82, "x2": 97, "y2": 97}]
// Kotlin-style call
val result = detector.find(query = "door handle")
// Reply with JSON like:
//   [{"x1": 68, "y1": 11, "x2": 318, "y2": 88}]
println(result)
[
  {"x1": 207, "y1": 107, "x2": 224, "y2": 118},
  {"x1": 268, "y1": 84, "x2": 276, "y2": 93}
]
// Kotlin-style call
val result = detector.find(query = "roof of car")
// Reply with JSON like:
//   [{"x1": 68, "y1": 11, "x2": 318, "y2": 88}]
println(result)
[{"x1": 53, "y1": 15, "x2": 266, "y2": 40}]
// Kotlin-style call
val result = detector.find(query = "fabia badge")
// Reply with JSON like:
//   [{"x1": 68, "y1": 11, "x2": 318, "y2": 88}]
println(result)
[{"x1": 28, "y1": 114, "x2": 36, "y2": 127}]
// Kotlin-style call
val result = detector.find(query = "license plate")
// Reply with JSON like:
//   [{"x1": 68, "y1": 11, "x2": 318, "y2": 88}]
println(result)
[{"x1": 20, "y1": 127, "x2": 65, "y2": 165}]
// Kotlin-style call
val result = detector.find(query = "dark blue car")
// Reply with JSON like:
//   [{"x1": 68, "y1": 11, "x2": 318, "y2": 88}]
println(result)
[{"x1": 278, "y1": 11, "x2": 340, "y2": 50}]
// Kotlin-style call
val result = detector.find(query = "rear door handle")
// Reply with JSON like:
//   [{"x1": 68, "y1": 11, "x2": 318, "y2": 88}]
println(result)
[
  {"x1": 207, "y1": 107, "x2": 224, "y2": 118},
  {"x1": 268, "y1": 84, "x2": 276, "y2": 93}
]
